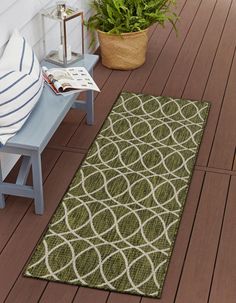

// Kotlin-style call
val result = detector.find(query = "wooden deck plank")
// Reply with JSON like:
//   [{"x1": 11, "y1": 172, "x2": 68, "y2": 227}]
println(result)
[
  {"x1": 182, "y1": 0, "x2": 233, "y2": 101},
  {"x1": 93, "y1": 61, "x2": 113, "y2": 90},
  {"x1": 49, "y1": 109, "x2": 85, "y2": 147},
  {"x1": 107, "y1": 293, "x2": 141, "y2": 303},
  {"x1": 73, "y1": 287, "x2": 109, "y2": 303},
  {"x1": 174, "y1": 173, "x2": 230, "y2": 303},
  {"x1": 192, "y1": 0, "x2": 236, "y2": 167},
  {"x1": 142, "y1": 0, "x2": 203, "y2": 96},
  {"x1": 208, "y1": 176, "x2": 236, "y2": 303},
  {"x1": 4, "y1": 278, "x2": 46, "y2": 303},
  {"x1": 39, "y1": 283, "x2": 78, "y2": 303},
  {"x1": 164, "y1": 0, "x2": 232, "y2": 98},
  {"x1": 208, "y1": 47, "x2": 236, "y2": 170},
  {"x1": 0, "y1": 152, "x2": 84, "y2": 302}
]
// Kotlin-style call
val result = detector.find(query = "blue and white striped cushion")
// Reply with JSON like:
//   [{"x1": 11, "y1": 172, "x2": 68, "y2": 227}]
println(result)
[{"x1": 0, "y1": 29, "x2": 43, "y2": 146}]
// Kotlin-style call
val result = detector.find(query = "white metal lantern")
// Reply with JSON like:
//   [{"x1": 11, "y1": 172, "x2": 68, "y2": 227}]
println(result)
[{"x1": 41, "y1": 3, "x2": 84, "y2": 66}]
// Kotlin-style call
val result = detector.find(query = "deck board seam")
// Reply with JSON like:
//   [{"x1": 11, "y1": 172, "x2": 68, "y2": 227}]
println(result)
[
  {"x1": 32, "y1": 282, "x2": 48, "y2": 303},
  {"x1": 231, "y1": 147, "x2": 236, "y2": 170},
  {"x1": 47, "y1": 145, "x2": 87, "y2": 154},
  {"x1": 70, "y1": 288, "x2": 80, "y2": 303},
  {"x1": 196, "y1": 165, "x2": 236, "y2": 175}
]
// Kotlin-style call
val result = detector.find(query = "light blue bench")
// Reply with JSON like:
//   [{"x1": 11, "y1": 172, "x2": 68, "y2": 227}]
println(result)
[{"x1": 0, "y1": 54, "x2": 99, "y2": 215}]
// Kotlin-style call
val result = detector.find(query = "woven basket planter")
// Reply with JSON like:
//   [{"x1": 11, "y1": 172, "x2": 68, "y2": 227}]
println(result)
[{"x1": 97, "y1": 28, "x2": 149, "y2": 70}]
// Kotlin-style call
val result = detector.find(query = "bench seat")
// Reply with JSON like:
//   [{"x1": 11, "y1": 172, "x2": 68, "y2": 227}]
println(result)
[
  {"x1": 6, "y1": 54, "x2": 98, "y2": 151},
  {"x1": 0, "y1": 54, "x2": 99, "y2": 214}
]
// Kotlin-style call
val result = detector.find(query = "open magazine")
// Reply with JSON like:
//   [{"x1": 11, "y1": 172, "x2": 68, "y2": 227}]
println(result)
[{"x1": 42, "y1": 66, "x2": 100, "y2": 96}]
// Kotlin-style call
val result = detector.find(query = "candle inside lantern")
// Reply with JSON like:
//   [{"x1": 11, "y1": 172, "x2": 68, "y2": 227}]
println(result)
[{"x1": 58, "y1": 44, "x2": 72, "y2": 62}]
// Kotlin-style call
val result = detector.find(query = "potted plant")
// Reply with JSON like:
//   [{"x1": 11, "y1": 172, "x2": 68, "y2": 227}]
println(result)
[{"x1": 86, "y1": 0, "x2": 178, "y2": 70}]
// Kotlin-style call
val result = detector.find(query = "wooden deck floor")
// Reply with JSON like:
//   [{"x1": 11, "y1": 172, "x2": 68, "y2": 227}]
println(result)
[{"x1": 1, "y1": 0, "x2": 236, "y2": 302}]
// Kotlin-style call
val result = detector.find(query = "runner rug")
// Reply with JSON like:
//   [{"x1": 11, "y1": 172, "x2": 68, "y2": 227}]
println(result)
[{"x1": 24, "y1": 92, "x2": 210, "y2": 298}]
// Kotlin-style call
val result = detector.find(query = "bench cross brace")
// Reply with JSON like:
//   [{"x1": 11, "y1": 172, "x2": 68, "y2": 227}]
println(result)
[{"x1": 0, "y1": 149, "x2": 44, "y2": 215}]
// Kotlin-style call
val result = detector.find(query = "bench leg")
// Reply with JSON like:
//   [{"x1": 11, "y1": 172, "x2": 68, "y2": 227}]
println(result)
[
  {"x1": 86, "y1": 90, "x2": 94, "y2": 125},
  {"x1": 0, "y1": 194, "x2": 5, "y2": 209},
  {"x1": 31, "y1": 151, "x2": 44, "y2": 215},
  {"x1": 0, "y1": 167, "x2": 5, "y2": 208},
  {"x1": 16, "y1": 156, "x2": 31, "y2": 185},
  {"x1": 86, "y1": 69, "x2": 94, "y2": 125}
]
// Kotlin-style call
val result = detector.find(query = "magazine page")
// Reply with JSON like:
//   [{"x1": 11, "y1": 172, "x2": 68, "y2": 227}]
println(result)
[
  {"x1": 43, "y1": 76, "x2": 82, "y2": 96},
  {"x1": 42, "y1": 67, "x2": 76, "y2": 92},
  {"x1": 42, "y1": 66, "x2": 100, "y2": 93},
  {"x1": 65, "y1": 67, "x2": 100, "y2": 92}
]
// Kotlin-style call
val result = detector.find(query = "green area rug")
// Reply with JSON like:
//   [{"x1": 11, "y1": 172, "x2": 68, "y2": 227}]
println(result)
[{"x1": 24, "y1": 92, "x2": 210, "y2": 298}]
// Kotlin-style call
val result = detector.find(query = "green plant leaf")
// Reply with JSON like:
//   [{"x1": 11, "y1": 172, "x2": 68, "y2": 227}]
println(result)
[{"x1": 86, "y1": 0, "x2": 178, "y2": 48}]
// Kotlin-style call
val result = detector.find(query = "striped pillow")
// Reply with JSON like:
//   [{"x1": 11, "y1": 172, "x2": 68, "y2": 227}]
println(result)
[{"x1": 0, "y1": 30, "x2": 43, "y2": 146}]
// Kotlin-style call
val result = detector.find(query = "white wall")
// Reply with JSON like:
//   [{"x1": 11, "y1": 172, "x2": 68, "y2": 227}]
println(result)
[{"x1": 0, "y1": 0, "x2": 94, "y2": 179}]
